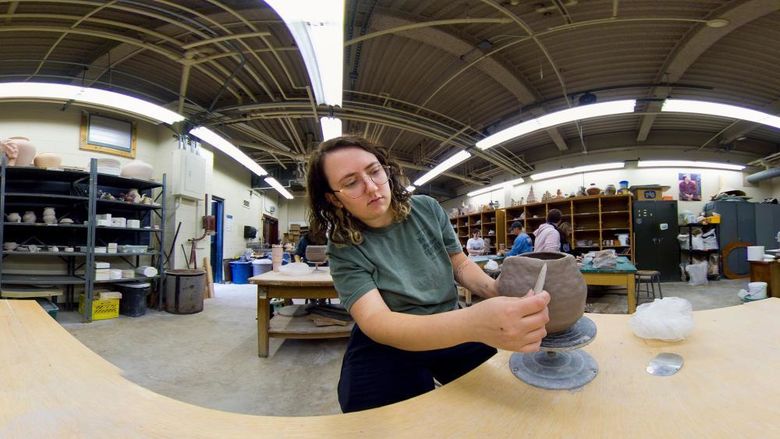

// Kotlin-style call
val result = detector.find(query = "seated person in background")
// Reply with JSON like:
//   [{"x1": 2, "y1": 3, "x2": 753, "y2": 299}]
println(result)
[
  {"x1": 533, "y1": 209, "x2": 562, "y2": 253},
  {"x1": 557, "y1": 221, "x2": 572, "y2": 253},
  {"x1": 466, "y1": 228, "x2": 486, "y2": 255},
  {"x1": 506, "y1": 221, "x2": 533, "y2": 256},
  {"x1": 294, "y1": 231, "x2": 311, "y2": 263}
]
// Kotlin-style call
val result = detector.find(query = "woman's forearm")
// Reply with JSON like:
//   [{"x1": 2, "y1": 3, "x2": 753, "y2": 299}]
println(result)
[
  {"x1": 453, "y1": 254, "x2": 497, "y2": 298},
  {"x1": 361, "y1": 306, "x2": 476, "y2": 351}
]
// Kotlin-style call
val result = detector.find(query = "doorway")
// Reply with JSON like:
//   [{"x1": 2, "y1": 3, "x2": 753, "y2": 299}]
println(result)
[
  {"x1": 263, "y1": 214, "x2": 279, "y2": 246},
  {"x1": 210, "y1": 197, "x2": 225, "y2": 283}
]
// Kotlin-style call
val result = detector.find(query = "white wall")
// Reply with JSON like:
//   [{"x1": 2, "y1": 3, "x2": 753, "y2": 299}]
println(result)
[
  {"x1": 445, "y1": 166, "x2": 776, "y2": 216},
  {"x1": 278, "y1": 197, "x2": 309, "y2": 233}
]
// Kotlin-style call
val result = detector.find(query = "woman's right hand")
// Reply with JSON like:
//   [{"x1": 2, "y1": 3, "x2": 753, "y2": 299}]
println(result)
[{"x1": 467, "y1": 291, "x2": 550, "y2": 353}]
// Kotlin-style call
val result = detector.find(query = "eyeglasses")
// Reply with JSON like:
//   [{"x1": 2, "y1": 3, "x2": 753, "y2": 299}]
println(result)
[{"x1": 332, "y1": 165, "x2": 391, "y2": 199}]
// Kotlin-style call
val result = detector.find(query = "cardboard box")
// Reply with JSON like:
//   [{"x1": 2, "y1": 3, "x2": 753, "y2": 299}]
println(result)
[{"x1": 630, "y1": 185, "x2": 670, "y2": 201}]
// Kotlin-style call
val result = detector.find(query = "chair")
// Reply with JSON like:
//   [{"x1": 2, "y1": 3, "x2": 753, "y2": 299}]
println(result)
[{"x1": 635, "y1": 270, "x2": 663, "y2": 303}]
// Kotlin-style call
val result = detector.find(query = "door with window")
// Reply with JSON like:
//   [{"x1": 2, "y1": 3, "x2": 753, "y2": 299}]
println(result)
[
  {"x1": 263, "y1": 214, "x2": 278, "y2": 245},
  {"x1": 210, "y1": 197, "x2": 225, "y2": 283}
]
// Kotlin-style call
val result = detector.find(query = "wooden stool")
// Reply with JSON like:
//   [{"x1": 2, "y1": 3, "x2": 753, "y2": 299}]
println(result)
[{"x1": 635, "y1": 270, "x2": 663, "y2": 303}]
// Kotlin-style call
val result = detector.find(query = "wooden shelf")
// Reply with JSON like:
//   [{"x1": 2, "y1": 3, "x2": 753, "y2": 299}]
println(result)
[{"x1": 269, "y1": 314, "x2": 353, "y2": 338}]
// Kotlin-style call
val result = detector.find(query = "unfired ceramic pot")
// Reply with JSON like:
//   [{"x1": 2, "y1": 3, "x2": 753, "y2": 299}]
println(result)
[
  {"x1": 120, "y1": 160, "x2": 154, "y2": 180},
  {"x1": 496, "y1": 252, "x2": 587, "y2": 334},
  {"x1": 6, "y1": 212, "x2": 21, "y2": 223},
  {"x1": 34, "y1": 152, "x2": 62, "y2": 169},
  {"x1": 2, "y1": 137, "x2": 36, "y2": 166},
  {"x1": 22, "y1": 211, "x2": 36, "y2": 224}
]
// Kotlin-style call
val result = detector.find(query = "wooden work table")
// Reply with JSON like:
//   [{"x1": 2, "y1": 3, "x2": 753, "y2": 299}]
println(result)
[
  {"x1": 2, "y1": 298, "x2": 779, "y2": 437},
  {"x1": 250, "y1": 269, "x2": 351, "y2": 358}
]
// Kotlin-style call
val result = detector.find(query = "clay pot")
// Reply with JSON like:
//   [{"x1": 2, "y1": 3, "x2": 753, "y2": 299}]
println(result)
[
  {"x1": 34, "y1": 152, "x2": 62, "y2": 169},
  {"x1": 496, "y1": 252, "x2": 587, "y2": 334},
  {"x1": 43, "y1": 207, "x2": 57, "y2": 224},
  {"x1": 586, "y1": 183, "x2": 601, "y2": 196},
  {"x1": 22, "y1": 211, "x2": 36, "y2": 224},
  {"x1": 605, "y1": 184, "x2": 617, "y2": 196},
  {"x1": 120, "y1": 160, "x2": 154, "y2": 180},
  {"x1": 2, "y1": 137, "x2": 36, "y2": 166},
  {"x1": 6, "y1": 212, "x2": 21, "y2": 223},
  {"x1": 3, "y1": 242, "x2": 18, "y2": 251}
]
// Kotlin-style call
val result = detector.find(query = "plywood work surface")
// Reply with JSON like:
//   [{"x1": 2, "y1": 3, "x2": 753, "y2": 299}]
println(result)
[{"x1": 1, "y1": 299, "x2": 779, "y2": 438}]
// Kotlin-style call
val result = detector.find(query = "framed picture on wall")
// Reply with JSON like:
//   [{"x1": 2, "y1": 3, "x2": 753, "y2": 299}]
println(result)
[
  {"x1": 678, "y1": 172, "x2": 702, "y2": 201},
  {"x1": 80, "y1": 112, "x2": 137, "y2": 158}
]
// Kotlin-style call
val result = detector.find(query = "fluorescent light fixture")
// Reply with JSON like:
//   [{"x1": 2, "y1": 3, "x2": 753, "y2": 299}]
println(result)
[
  {"x1": 662, "y1": 99, "x2": 780, "y2": 129},
  {"x1": 264, "y1": 176, "x2": 295, "y2": 200},
  {"x1": 406, "y1": 185, "x2": 416, "y2": 193},
  {"x1": 531, "y1": 162, "x2": 625, "y2": 181},
  {"x1": 267, "y1": 0, "x2": 344, "y2": 107},
  {"x1": 467, "y1": 177, "x2": 525, "y2": 197},
  {"x1": 0, "y1": 82, "x2": 185, "y2": 125},
  {"x1": 320, "y1": 116, "x2": 342, "y2": 141},
  {"x1": 477, "y1": 100, "x2": 636, "y2": 150},
  {"x1": 637, "y1": 160, "x2": 745, "y2": 171},
  {"x1": 189, "y1": 126, "x2": 268, "y2": 177},
  {"x1": 413, "y1": 150, "x2": 471, "y2": 186}
]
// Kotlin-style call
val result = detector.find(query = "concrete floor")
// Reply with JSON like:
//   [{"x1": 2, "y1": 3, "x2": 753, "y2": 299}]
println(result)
[{"x1": 60, "y1": 278, "x2": 752, "y2": 416}]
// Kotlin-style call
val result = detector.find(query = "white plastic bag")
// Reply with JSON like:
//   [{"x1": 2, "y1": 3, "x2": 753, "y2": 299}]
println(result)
[
  {"x1": 677, "y1": 234, "x2": 690, "y2": 250},
  {"x1": 702, "y1": 229, "x2": 719, "y2": 250},
  {"x1": 691, "y1": 235, "x2": 704, "y2": 250},
  {"x1": 629, "y1": 297, "x2": 694, "y2": 341},
  {"x1": 685, "y1": 261, "x2": 708, "y2": 286},
  {"x1": 485, "y1": 260, "x2": 499, "y2": 271}
]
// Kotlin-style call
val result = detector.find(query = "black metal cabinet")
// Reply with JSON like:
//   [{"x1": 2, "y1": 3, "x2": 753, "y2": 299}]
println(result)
[
  {"x1": 705, "y1": 201, "x2": 756, "y2": 276},
  {"x1": 633, "y1": 201, "x2": 680, "y2": 281},
  {"x1": 755, "y1": 204, "x2": 780, "y2": 250}
]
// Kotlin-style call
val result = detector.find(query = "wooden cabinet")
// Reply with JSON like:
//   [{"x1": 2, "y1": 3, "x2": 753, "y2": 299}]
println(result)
[
  {"x1": 450, "y1": 209, "x2": 505, "y2": 254},
  {"x1": 499, "y1": 195, "x2": 633, "y2": 260}
]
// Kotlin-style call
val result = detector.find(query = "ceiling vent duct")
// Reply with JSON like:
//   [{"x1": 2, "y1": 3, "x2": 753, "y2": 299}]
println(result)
[{"x1": 746, "y1": 168, "x2": 780, "y2": 184}]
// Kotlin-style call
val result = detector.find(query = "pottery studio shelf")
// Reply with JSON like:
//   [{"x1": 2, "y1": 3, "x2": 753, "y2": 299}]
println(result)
[
  {"x1": 0, "y1": 157, "x2": 167, "y2": 322},
  {"x1": 3, "y1": 223, "x2": 87, "y2": 228},
  {"x1": 96, "y1": 225, "x2": 162, "y2": 232},
  {"x1": 500, "y1": 195, "x2": 633, "y2": 260},
  {"x1": 2, "y1": 251, "x2": 88, "y2": 256}
]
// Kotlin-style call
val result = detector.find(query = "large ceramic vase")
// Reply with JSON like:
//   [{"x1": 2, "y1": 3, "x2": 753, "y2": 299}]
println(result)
[
  {"x1": 496, "y1": 252, "x2": 587, "y2": 334},
  {"x1": 2, "y1": 137, "x2": 36, "y2": 166}
]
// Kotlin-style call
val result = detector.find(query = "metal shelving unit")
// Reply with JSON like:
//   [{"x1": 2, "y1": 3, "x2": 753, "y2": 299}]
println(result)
[{"x1": 0, "y1": 158, "x2": 166, "y2": 322}]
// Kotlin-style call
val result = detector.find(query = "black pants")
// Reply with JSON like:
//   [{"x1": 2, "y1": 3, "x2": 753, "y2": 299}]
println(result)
[{"x1": 338, "y1": 324, "x2": 497, "y2": 413}]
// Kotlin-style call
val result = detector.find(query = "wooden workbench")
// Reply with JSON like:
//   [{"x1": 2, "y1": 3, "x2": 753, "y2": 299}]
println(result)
[
  {"x1": 581, "y1": 256, "x2": 638, "y2": 313},
  {"x1": 2, "y1": 298, "x2": 779, "y2": 437},
  {"x1": 250, "y1": 269, "x2": 351, "y2": 358}
]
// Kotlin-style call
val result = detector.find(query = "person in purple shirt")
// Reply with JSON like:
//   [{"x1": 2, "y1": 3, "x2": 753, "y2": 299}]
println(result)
[
  {"x1": 506, "y1": 221, "x2": 533, "y2": 256},
  {"x1": 679, "y1": 174, "x2": 699, "y2": 201}
]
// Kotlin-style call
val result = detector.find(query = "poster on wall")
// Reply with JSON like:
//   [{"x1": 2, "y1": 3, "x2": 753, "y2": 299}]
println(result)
[{"x1": 678, "y1": 173, "x2": 702, "y2": 201}]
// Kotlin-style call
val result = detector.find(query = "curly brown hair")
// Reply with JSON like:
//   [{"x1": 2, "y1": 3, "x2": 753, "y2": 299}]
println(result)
[{"x1": 306, "y1": 136, "x2": 412, "y2": 246}]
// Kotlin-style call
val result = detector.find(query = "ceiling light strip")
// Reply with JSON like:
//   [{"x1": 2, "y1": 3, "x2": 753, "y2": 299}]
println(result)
[
  {"x1": 189, "y1": 126, "x2": 269, "y2": 179},
  {"x1": 662, "y1": 99, "x2": 780, "y2": 129},
  {"x1": 320, "y1": 116, "x2": 342, "y2": 141},
  {"x1": 413, "y1": 150, "x2": 471, "y2": 186},
  {"x1": 467, "y1": 177, "x2": 525, "y2": 197},
  {"x1": 477, "y1": 100, "x2": 637, "y2": 150},
  {"x1": 637, "y1": 160, "x2": 745, "y2": 171},
  {"x1": 266, "y1": 0, "x2": 344, "y2": 107},
  {"x1": 0, "y1": 82, "x2": 184, "y2": 125},
  {"x1": 530, "y1": 162, "x2": 626, "y2": 181},
  {"x1": 264, "y1": 176, "x2": 295, "y2": 200}
]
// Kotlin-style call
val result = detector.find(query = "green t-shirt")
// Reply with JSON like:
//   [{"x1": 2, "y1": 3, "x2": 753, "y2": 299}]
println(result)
[{"x1": 327, "y1": 195, "x2": 463, "y2": 315}]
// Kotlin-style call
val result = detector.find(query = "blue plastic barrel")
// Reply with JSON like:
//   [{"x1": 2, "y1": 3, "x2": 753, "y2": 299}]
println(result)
[{"x1": 230, "y1": 261, "x2": 252, "y2": 284}]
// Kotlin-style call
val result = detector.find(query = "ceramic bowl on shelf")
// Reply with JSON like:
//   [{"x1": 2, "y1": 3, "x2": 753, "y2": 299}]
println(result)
[
  {"x1": 59, "y1": 218, "x2": 74, "y2": 224},
  {"x1": 34, "y1": 152, "x2": 62, "y2": 169},
  {"x1": 120, "y1": 160, "x2": 154, "y2": 180},
  {"x1": 3, "y1": 242, "x2": 18, "y2": 251}
]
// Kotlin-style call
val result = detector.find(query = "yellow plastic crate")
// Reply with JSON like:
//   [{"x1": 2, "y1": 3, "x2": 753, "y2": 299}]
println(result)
[{"x1": 78, "y1": 295, "x2": 119, "y2": 320}]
